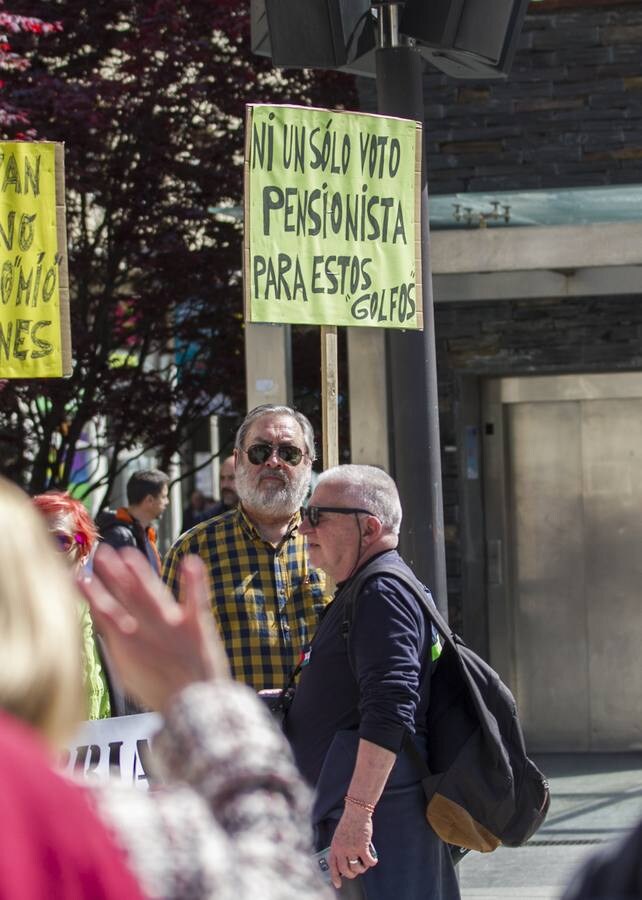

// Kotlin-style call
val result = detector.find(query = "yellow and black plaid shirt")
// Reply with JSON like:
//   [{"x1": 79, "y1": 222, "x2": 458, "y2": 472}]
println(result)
[{"x1": 162, "y1": 506, "x2": 329, "y2": 691}]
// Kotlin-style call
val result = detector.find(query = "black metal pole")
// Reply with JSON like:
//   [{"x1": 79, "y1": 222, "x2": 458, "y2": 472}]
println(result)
[{"x1": 374, "y1": 6, "x2": 448, "y2": 618}]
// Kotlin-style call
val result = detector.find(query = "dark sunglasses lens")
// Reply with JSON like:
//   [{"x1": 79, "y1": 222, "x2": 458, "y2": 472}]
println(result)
[
  {"x1": 278, "y1": 445, "x2": 303, "y2": 465},
  {"x1": 54, "y1": 533, "x2": 73, "y2": 551},
  {"x1": 246, "y1": 443, "x2": 272, "y2": 465},
  {"x1": 305, "y1": 506, "x2": 319, "y2": 526}
]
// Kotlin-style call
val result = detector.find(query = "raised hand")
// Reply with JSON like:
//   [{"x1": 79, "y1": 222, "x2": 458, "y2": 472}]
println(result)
[{"x1": 79, "y1": 545, "x2": 229, "y2": 713}]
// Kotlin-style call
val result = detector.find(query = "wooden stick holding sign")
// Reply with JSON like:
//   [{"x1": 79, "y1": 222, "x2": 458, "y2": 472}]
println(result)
[
  {"x1": 243, "y1": 103, "x2": 422, "y2": 465},
  {"x1": 321, "y1": 324, "x2": 339, "y2": 470},
  {"x1": 55, "y1": 143, "x2": 72, "y2": 376}
]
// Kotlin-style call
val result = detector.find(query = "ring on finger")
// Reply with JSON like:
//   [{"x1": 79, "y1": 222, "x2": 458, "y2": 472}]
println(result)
[{"x1": 348, "y1": 858, "x2": 360, "y2": 865}]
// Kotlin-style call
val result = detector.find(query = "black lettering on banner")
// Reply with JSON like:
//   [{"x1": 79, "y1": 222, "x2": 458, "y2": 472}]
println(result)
[
  {"x1": 0, "y1": 211, "x2": 15, "y2": 250},
  {"x1": 1, "y1": 260, "x2": 12, "y2": 304},
  {"x1": 276, "y1": 253, "x2": 292, "y2": 300},
  {"x1": 283, "y1": 123, "x2": 305, "y2": 172},
  {"x1": 252, "y1": 118, "x2": 274, "y2": 172},
  {"x1": 253, "y1": 253, "x2": 308, "y2": 302},
  {"x1": 73, "y1": 744, "x2": 101, "y2": 775},
  {"x1": 325, "y1": 256, "x2": 338, "y2": 294},
  {"x1": 13, "y1": 317, "x2": 29, "y2": 359},
  {"x1": 309, "y1": 255, "x2": 373, "y2": 297},
  {"x1": 0, "y1": 318, "x2": 55, "y2": 361},
  {"x1": 292, "y1": 258, "x2": 308, "y2": 301},
  {"x1": 389, "y1": 285, "x2": 399, "y2": 322},
  {"x1": 351, "y1": 292, "x2": 369, "y2": 321},
  {"x1": 258, "y1": 184, "x2": 406, "y2": 245},
  {"x1": 2, "y1": 154, "x2": 22, "y2": 194},
  {"x1": 109, "y1": 741, "x2": 124, "y2": 774},
  {"x1": 0, "y1": 211, "x2": 38, "y2": 253},
  {"x1": 359, "y1": 133, "x2": 402, "y2": 179},
  {"x1": 282, "y1": 187, "x2": 298, "y2": 233},
  {"x1": 42, "y1": 265, "x2": 57, "y2": 303},
  {"x1": 262, "y1": 186, "x2": 283, "y2": 236},
  {"x1": 134, "y1": 739, "x2": 153, "y2": 783},
  {"x1": 18, "y1": 213, "x2": 36, "y2": 252},
  {"x1": 361, "y1": 257, "x2": 372, "y2": 290},
  {"x1": 393, "y1": 205, "x2": 407, "y2": 244},
  {"x1": 308, "y1": 121, "x2": 351, "y2": 175},
  {"x1": 0, "y1": 255, "x2": 57, "y2": 308},
  {"x1": 308, "y1": 127, "x2": 323, "y2": 170},
  {"x1": 253, "y1": 254, "x2": 266, "y2": 299},
  {"x1": 407, "y1": 282, "x2": 416, "y2": 318},
  {"x1": 369, "y1": 289, "x2": 380, "y2": 321},
  {"x1": 349, "y1": 282, "x2": 416, "y2": 325},
  {"x1": 312, "y1": 255, "x2": 324, "y2": 294},
  {"x1": 0, "y1": 151, "x2": 42, "y2": 196},
  {"x1": 31, "y1": 320, "x2": 53, "y2": 358},
  {"x1": 24, "y1": 152, "x2": 41, "y2": 196},
  {"x1": 16, "y1": 266, "x2": 32, "y2": 306},
  {"x1": 0, "y1": 320, "x2": 10, "y2": 357},
  {"x1": 32, "y1": 252, "x2": 45, "y2": 305}
]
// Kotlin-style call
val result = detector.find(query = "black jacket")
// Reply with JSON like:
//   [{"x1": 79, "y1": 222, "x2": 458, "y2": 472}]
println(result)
[{"x1": 96, "y1": 508, "x2": 161, "y2": 574}]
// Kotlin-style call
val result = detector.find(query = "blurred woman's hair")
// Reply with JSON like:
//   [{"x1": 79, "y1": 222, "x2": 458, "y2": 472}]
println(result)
[
  {"x1": 32, "y1": 491, "x2": 98, "y2": 568},
  {"x1": 0, "y1": 478, "x2": 84, "y2": 746}
]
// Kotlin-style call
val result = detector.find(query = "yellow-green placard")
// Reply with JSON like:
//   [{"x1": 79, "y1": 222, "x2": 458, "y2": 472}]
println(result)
[
  {"x1": 244, "y1": 105, "x2": 423, "y2": 330},
  {"x1": 0, "y1": 142, "x2": 70, "y2": 378}
]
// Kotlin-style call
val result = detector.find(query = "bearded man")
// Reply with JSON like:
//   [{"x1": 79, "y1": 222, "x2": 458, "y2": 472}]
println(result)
[{"x1": 162, "y1": 405, "x2": 329, "y2": 690}]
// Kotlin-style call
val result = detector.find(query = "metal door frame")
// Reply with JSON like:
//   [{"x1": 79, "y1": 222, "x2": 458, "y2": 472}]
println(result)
[{"x1": 481, "y1": 370, "x2": 642, "y2": 700}]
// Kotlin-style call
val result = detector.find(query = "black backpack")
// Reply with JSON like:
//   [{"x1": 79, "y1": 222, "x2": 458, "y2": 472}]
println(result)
[{"x1": 341, "y1": 557, "x2": 550, "y2": 856}]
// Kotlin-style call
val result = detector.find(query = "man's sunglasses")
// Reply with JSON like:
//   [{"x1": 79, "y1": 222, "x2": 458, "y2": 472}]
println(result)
[
  {"x1": 241, "y1": 442, "x2": 305, "y2": 466},
  {"x1": 300, "y1": 505, "x2": 374, "y2": 527}
]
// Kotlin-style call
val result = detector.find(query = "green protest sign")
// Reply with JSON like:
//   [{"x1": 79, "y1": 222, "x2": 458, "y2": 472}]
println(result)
[{"x1": 244, "y1": 104, "x2": 423, "y2": 330}]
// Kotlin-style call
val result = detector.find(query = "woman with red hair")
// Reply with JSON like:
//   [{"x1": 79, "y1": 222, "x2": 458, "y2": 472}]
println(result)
[{"x1": 32, "y1": 491, "x2": 111, "y2": 719}]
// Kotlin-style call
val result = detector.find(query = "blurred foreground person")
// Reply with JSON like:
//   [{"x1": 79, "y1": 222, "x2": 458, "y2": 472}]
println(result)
[
  {"x1": 0, "y1": 477, "x2": 330, "y2": 900},
  {"x1": 561, "y1": 817, "x2": 642, "y2": 900},
  {"x1": 32, "y1": 490, "x2": 112, "y2": 719}
]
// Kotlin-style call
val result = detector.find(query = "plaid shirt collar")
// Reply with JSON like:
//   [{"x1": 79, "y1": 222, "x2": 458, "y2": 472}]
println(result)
[{"x1": 237, "y1": 504, "x2": 302, "y2": 550}]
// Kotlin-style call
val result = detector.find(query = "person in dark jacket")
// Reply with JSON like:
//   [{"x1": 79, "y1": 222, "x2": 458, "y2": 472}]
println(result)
[
  {"x1": 97, "y1": 469, "x2": 169, "y2": 574},
  {"x1": 285, "y1": 464, "x2": 459, "y2": 900}
]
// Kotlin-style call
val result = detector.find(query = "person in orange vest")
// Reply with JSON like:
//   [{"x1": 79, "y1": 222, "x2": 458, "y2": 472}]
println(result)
[{"x1": 97, "y1": 469, "x2": 169, "y2": 574}]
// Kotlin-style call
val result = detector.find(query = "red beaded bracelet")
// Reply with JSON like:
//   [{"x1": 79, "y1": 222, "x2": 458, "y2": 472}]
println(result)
[{"x1": 344, "y1": 794, "x2": 376, "y2": 814}]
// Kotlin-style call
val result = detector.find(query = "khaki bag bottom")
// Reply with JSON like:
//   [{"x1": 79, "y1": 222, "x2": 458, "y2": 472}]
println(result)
[{"x1": 426, "y1": 792, "x2": 502, "y2": 853}]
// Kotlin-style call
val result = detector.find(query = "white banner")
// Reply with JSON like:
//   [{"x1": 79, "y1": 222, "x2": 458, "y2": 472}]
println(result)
[{"x1": 61, "y1": 712, "x2": 162, "y2": 790}]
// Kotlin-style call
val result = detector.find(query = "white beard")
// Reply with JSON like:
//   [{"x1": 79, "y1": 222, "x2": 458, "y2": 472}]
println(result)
[{"x1": 236, "y1": 463, "x2": 310, "y2": 518}]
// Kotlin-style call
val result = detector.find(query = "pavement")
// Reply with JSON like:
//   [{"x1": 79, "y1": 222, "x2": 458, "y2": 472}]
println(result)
[{"x1": 458, "y1": 752, "x2": 642, "y2": 900}]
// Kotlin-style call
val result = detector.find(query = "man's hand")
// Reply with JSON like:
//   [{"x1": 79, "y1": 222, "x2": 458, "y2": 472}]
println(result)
[
  {"x1": 79, "y1": 545, "x2": 229, "y2": 713},
  {"x1": 328, "y1": 803, "x2": 378, "y2": 889}
]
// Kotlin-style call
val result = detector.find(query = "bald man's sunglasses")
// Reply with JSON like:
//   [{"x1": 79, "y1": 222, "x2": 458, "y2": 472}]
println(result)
[
  {"x1": 301, "y1": 505, "x2": 373, "y2": 527},
  {"x1": 241, "y1": 442, "x2": 304, "y2": 466}
]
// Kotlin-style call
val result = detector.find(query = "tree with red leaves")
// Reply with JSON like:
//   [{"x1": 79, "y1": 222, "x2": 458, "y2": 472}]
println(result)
[
  {"x1": 0, "y1": 1, "x2": 355, "y2": 500},
  {"x1": 0, "y1": 3, "x2": 61, "y2": 135}
]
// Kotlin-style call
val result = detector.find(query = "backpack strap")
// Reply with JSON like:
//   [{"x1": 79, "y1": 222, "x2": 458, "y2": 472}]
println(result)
[
  {"x1": 342, "y1": 559, "x2": 509, "y2": 798},
  {"x1": 340, "y1": 555, "x2": 457, "y2": 656}
]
